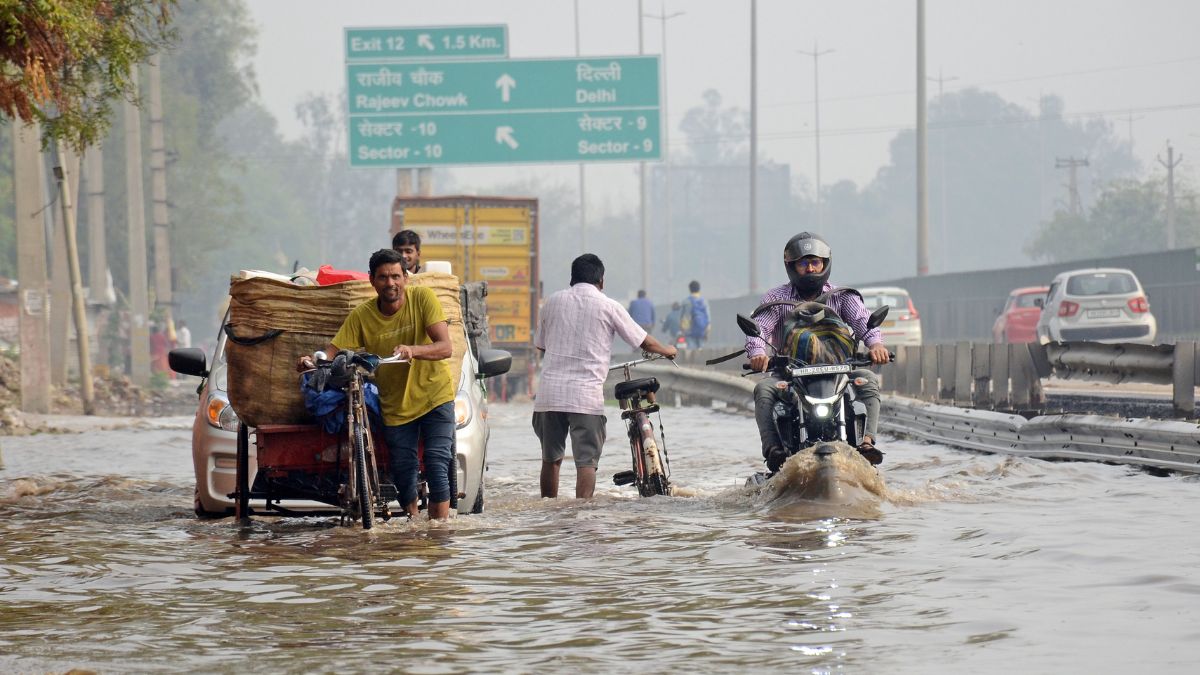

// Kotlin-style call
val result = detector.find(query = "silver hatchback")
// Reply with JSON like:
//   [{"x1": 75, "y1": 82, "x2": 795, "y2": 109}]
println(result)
[{"x1": 1035, "y1": 268, "x2": 1157, "y2": 344}]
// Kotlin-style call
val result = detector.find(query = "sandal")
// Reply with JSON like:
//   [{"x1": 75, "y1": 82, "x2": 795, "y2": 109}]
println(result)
[{"x1": 857, "y1": 438, "x2": 884, "y2": 466}]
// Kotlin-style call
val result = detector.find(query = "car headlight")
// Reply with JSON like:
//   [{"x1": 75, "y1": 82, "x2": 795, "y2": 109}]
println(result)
[
  {"x1": 811, "y1": 403, "x2": 832, "y2": 419},
  {"x1": 454, "y1": 393, "x2": 473, "y2": 429},
  {"x1": 205, "y1": 392, "x2": 240, "y2": 432}
]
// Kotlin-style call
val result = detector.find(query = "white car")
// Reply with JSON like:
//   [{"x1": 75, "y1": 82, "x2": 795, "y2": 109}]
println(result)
[
  {"x1": 859, "y1": 286, "x2": 922, "y2": 346},
  {"x1": 170, "y1": 279, "x2": 509, "y2": 517},
  {"x1": 1035, "y1": 267, "x2": 1157, "y2": 344}
]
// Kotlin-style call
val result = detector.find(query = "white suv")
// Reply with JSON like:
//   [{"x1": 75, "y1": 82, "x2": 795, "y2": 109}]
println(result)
[{"x1": 170, "y1": 279, "x2": 510, "y2": 517}]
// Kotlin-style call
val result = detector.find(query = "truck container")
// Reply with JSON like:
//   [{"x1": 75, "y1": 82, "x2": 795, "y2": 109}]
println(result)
[{"x1": 390, "y1": 195, "x2": 539, "y2": 396}]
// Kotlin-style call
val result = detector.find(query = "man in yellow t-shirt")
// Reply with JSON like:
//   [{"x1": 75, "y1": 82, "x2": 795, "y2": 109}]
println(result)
[{"x1": 298, "y1": 248, "x2": 455, "y2": 520}]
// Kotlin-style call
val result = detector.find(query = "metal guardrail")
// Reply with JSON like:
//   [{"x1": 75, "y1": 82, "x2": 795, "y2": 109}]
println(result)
[
  {"x1": 882, "y1": 396, "x2": 1200, "y2": 474},
  {"x1": 620, "y1": 361, "x2": 1200, "y2": 474}
]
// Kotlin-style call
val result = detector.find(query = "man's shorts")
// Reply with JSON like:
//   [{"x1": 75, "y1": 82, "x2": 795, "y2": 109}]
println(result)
[{"x1": 531, "y1": 411, "x2": 607, "y2": 468}]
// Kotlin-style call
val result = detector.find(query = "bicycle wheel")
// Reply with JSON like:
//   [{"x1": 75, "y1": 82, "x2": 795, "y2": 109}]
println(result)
[
  {"x1": 640, "y1": 440, "x2": 670, "y2": 497},
  {"x1": 352, "y1": 421, "x2": 374, "y2": 530},
  {"x1": 636, "y1": 414, "x2": 669, "y2": 497}
]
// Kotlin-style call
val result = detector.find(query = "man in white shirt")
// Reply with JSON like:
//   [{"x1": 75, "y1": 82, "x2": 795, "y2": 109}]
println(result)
[{"x1": 533, "y1": 254, "x2": 677, "y2": 499}]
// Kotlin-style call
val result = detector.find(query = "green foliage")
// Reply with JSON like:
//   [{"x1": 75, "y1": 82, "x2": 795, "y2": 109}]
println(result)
[
  {"x1": 1026, "y1": 177, "x2": 1200, "y2": 262},
  {"x1": 0, "y1": 0, "x2": 176, "y2": 149}
]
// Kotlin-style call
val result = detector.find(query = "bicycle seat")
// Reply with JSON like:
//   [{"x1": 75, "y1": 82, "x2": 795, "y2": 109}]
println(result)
[{"x1": 614, "y1": 377, "x2": 659, "y2": 400}]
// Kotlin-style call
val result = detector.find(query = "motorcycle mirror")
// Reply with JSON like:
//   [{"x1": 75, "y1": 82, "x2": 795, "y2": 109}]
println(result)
[
  {"x1": 866, "y1": 306, "x2": 890, "y2": 330},
  {"x1": 736, "y1": 313, "x2": 761, "y2": 338}
]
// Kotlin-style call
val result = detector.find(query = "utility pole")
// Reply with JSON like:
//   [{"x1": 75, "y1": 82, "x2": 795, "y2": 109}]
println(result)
[
  {"x1": 54, "y1": 142, "x2": 96, "y2": 414},
  {"x1": 644, "y1": 2, "x2": 684, "y2": 292},
  {"x1": 13, "y1": 121, "x2": 52, "y2": 413},
  {"x1": 48, "y1": 147, "x2": 78, "y2": 385},
  {"x1": 638, "y1": 0, "x2": 649, "y2": 293},
  {"x1": 915, "y1": 0, "x2": 930, "y2": 276},
  {"x1": 797, "y1": 41, "x2": 834, "y2": 231},
  {"x1": 749, "y1": 0, "x2": 758, "y2": 293},
  {"x1": 1158, "y1": 142, "x2": 1183, "y2": 249},
  {"x1": 927, "y1": 68, "x2": 957, "y2": 271},
  {"x1": 1055, "y1": 157, "x2": 1089, "y2": 217},
  {"x1": 574, "y1": 0, "x2": 587, "y2": 252},
  {"x1": 148, "y1": 57, "x2": 174, "y2": 341},
  {"x1": 1116, "y1": 110, "x2": 1144, "y2": 164},
  {"x1": 125, "y1": 65, "x2": 152, "y2": 386}
]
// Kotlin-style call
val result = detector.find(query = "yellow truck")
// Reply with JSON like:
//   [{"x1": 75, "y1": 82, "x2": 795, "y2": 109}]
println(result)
[{"x1": 390, "y1": 195, "x2": 539, "y2": 397}]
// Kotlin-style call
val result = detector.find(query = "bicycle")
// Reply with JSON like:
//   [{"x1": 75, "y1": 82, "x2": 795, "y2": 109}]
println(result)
[
  {"x1": 305, "y1": 350, "x2": 407, "y2": 529},
  {"x1": 609, "y1": 353, "x2": 678, "y2": 497}
]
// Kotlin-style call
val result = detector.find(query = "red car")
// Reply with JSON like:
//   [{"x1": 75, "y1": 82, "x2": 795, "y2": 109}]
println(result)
[{"x1": 992, "y1": 286, "x2": 1049, "y2": 343}]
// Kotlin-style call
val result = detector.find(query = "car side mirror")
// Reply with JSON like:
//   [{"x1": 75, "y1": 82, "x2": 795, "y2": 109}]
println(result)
[
  {"x1": 867, "y1": 306, "x2": 890, "y2": 330},
  {"x1": 736, "y1": 313, "x2": 761, "y2": 338},
  {"x1": 1033, "y1": 298, "x2": 1044, "y2": 308},
  {"x1": 169, "y1": 347, "x2": 208, "y2": 378},
  {"x1": 477, "y1": 348, "x2": 512, "y2": 379}
]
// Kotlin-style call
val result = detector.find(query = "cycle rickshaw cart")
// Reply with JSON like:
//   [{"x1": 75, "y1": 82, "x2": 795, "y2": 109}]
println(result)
[{"x1": 220, "y1": 271, "x2": 496, "y2": 529}]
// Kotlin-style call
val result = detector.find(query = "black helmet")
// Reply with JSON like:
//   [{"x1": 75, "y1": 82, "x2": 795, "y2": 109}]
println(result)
[{"x1": 783, "y1": 232, "x2": 832, "y2": 296}]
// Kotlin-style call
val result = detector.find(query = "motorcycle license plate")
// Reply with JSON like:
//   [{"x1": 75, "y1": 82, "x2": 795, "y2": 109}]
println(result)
[
  {"x1": 791, "y1": 364, "x2": 852, "y2": 377},
  {"x1": 1087, "y1": 308, "x2": 1121, "y2": 319}
]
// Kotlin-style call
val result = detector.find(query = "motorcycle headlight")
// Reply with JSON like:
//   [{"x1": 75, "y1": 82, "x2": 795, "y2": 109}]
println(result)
[
  {"x1": 812, "y1": 403, "x2": 831, "y2": 419},
  {"x1": 454, "y1": 393, "x2": 473, "y2": 429},
  {"x1": 205, "y1": 392, "x2": 240, "y2": 432}
]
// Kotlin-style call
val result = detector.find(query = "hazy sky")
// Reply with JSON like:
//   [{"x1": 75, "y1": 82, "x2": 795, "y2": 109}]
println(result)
[{"x1": 246, "y1": 0, "x2": 1199, "y2": 195}]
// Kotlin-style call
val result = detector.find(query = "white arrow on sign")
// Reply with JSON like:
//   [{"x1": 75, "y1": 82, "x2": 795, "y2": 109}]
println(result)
[
  {"x1": 417, "y1": 34, "x2": 435, "y2": 51},
  {"x1": 495, "y1": 73, "x2": 516, "y2": 102},
  {"x1": 495, "y1": 126, "x2": 519, "y2": 149}
]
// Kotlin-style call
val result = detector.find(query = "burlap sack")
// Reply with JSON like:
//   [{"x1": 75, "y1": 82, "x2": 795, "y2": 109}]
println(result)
[
  {"x1": 225, "y1": 272, "x2": 463, "y2": 427},
  {"x1": 408, "y1": 272, "x2": 467, "y2": 389}
]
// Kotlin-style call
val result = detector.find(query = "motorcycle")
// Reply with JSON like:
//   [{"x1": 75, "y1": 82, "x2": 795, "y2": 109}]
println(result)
[{"x1": 717, "y1": 301, "x2": 891, "y2": 487}]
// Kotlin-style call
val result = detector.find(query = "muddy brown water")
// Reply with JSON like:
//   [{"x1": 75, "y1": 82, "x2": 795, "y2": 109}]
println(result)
[{"x1": 2, "y1": 401, "x2": 1199, "y2": 673}]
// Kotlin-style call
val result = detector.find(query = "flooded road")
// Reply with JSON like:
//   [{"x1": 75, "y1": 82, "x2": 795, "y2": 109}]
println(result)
[{"x1": 2, "y1": 401, "x2": 1199, "y2": 673}]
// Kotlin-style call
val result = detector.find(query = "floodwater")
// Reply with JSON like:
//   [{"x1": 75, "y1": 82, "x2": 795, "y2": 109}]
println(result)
[{"x1": 2, "y1": 401, "x2": 1199, "y2": 673}]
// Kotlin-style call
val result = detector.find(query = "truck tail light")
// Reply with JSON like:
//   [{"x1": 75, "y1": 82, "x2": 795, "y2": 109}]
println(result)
[
  {"x1": 1058, "y1": 301, "x2": 1079, "y2": 317},
  {"x1": 1127, "y1": 296, "x2": 1149, "y2": 313},
  {"x1": 899, "y1": 297, "x2": 919, "y2": 321}
]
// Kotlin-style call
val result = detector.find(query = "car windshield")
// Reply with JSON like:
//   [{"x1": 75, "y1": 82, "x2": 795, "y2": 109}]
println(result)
[
  {"x1": 863, "y1": 293, "x2": 907, "y2": 310},
  {"x1": 1015, "y1": 293, "x2": 1043, "y2": 308},
  {"x1": 1065, "y1": 273, "x2": 1137, "y2": 296}
]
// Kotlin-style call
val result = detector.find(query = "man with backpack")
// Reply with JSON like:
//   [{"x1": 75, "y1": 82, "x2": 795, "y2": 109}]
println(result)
[
  {"x1": 746, "y1": 232, "x2": 890, "y2": 470},
  {"x1": 679, "y1": 280, "x2": 710, "y2": 349}
]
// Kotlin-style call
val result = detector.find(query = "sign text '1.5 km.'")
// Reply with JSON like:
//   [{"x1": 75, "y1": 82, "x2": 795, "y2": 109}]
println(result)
[
  {"x1": 345, "y1": 26, "x2": 507, "y2": 61},
  {"x1": 347, "y1": 56, "x2": 659, "y2": 114}
]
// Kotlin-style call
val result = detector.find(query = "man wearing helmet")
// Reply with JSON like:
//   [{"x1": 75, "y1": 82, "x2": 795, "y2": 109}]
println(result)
[{"x1": 747, "y1": 232, "x2": 890, "y2": 470}]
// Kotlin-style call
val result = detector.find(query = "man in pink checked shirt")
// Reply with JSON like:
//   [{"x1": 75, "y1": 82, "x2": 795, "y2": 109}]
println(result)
[{"x1": 533, "y1": 254, "x2": 677, "y2": 499}]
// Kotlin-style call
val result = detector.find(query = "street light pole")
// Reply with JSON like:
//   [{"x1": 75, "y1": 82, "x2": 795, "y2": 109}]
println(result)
[
  {"x1": 797, "y1": 42, "x2": 834, "y2": 231},
  {"x1": 574, "y1": 0, "x2": 587, "y2": 251},
  {"x1": 638, "y1": 0, "x2": 649, "y2": 293},
  {"x1": 916, "y1": 0, "x2": 930, "y2": 276}
]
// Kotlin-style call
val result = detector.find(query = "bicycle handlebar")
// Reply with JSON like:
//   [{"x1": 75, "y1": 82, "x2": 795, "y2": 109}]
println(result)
[{"x1": 609, "y1": 352, "x2": 680, "y2": 371}]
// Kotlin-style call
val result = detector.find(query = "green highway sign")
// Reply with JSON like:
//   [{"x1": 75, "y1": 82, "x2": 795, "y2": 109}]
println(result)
[
  {"x1": 349, "y1": 109, "x2": 661, "y2": 166},
  {"x1": 346, "y1": 55, "x2": 661, "y2": 167},
  {"x1": 347, "y1": 56, "x2": 659, "y2": 115},
  {"x1": 345, "y1": 25, "x2": 507, "y2": 61}
]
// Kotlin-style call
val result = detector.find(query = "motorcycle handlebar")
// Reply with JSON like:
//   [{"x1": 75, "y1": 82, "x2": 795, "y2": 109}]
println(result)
[{"x1": 742, "y1": 352, "x2": 895, "y2": 372}]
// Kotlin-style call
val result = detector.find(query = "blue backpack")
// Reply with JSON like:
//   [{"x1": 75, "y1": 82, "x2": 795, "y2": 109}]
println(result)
[{"x1": 684, "y1": 296, "x2": 709, "y2": 337}]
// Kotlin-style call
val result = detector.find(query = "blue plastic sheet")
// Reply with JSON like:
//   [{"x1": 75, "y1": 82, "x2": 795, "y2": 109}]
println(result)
[{"x1": 301, "y1": 372, "x2": 383, "y2": 435}]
